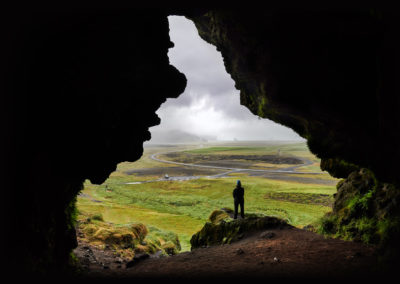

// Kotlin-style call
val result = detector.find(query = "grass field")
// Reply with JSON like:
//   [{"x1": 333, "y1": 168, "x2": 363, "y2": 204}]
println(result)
[{"x1": 77, "y1": 141, "x2": 339, "y2": 252}]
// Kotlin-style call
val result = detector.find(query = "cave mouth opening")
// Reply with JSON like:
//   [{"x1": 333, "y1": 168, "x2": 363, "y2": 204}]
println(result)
[
  {"x1": 73, "y1": 15, "x2": 339, "y2": 265},
  {"x1": 5, "y1": 9, "x2": 396, "y2": 278}
]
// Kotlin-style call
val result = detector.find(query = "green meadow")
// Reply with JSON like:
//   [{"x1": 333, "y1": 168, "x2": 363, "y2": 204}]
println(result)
[{"x1": 77, "y1": 142, "x2": 339, "y2": 252}]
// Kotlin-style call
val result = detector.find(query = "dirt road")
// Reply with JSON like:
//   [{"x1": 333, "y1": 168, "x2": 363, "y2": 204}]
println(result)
[{"x1": 150, "y1": 151, "x2": 319, "y2": 177}]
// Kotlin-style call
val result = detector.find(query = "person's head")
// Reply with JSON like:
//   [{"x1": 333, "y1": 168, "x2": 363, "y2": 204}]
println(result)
[{"x1": 237, "y1": 180, "x2": 241, "y2": 187}]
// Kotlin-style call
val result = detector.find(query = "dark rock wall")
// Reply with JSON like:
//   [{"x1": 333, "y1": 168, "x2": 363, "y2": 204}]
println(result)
[
  {"x1": 188, "y1": 8, "x2": 400, "y2": 266},
  {"x1": 1, "y1": 7, "x2": 399, "y2": 276},
  {"x1": 189, "y1": 9, "x2": 399, "y2": 185},
  {"x1": 2, "y1": 10, "x2": 186, "y2": 275}
]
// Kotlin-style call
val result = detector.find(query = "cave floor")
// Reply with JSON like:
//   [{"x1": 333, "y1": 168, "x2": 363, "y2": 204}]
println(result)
[{"x1": 74, "y1": 226, "x2": 382, "y2": 280}]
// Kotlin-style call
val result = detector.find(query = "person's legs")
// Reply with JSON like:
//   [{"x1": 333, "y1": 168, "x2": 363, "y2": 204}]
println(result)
[
  {"x1": 240, "y1": 200, "x2": 244, "y2": 218},
  {"x1": 234, "y1": 200, "x2": 239, "y2": 219}
]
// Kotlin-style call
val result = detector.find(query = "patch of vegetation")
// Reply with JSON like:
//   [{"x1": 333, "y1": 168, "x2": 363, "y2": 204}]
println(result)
[
  {"x1": 164, "y1": 152, "x2": 302, "y2": 165},
  {"x1": 264, "y1": 192, "x2": 333, "y2": 207},
  {"x1": 76, "y1": 211, "x2": 181, "y2": 259},
  {"x1": 317, "y1": 169, "x2": 376, "y2": 241},
  {"x1": 90, "y1": 213, "x2": 104, "y2": 222},
  {"x1": 186, "y1": 146, "x2": 244, "y2": 153},
  {"x1": 185, "y1": 143, "x2": 312, "y2": 157},
  {"x1": 78, "y1": 175, "x2": 335, "y2": 250},
  {"x1": 317, "y1": 168, "x2": 400, "y2": 265},
  {"x1": 77, "y1": 143, "x2": 337, "y2": 252},
  {"x1": 209, "y1": 209, "x2": 231, "y2": 224}
]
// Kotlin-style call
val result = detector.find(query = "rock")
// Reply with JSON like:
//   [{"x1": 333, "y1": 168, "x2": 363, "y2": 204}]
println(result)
[
  {"x1": 236, "y1": 248, "x2": 244, "y2": 255},
  {"x1": 302, "y1": 225, "x2": 315, "y2": 231},
  {"x1": 260, "y1": 231, "x2": 276, "y2": 239},
  {"x1": 221, "y1": 208, "x2": 234, "y2": 214},
  {"x1": 125, "y1": 253, "x2": 150, "y2": 268},
  {"x1": 191, "y1": 213, "x2": 289, "y2": 249},
  {"x1": 134, "y1": 253, "x2": 150, "y2": 261},
  {"x1": 126, "y1": 253, "x2": 150, "y2": 268},
  {"x1": 150, "y1": 250, "x2": 163, "y2": 259},
  {"x1": 126, "y1": 261, "x2": 135, "y2": 269}
]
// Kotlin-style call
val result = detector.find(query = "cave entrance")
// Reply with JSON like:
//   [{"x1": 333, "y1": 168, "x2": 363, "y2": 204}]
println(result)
[{"x1": 74, "y1": 16, "x2": 339, "y2": 265}]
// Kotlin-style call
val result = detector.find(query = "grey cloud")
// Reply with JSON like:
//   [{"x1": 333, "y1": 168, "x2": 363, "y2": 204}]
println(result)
[{"x1": 149, "y1": 16, "x2": 303, "y2": 142}]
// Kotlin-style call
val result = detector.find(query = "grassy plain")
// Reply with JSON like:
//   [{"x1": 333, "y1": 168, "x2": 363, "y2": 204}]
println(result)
[{"x1": 77, "y1": 141, "x2": 339, "y2": 252}]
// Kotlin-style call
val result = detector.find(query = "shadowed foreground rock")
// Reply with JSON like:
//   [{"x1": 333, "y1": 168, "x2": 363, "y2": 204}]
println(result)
[{"x1": 2, "y1": 10, "x2": 186, "y2": 276}]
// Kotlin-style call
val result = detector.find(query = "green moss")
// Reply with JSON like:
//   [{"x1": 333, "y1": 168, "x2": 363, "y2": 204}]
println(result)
[
  {"x1": 257, "y1": 96, "x2": 267, "y2": 117},
  {"x1": 208, "y1": 209, "x2": 231, "y2": 224},
  {"x1": 161, "y1": 241, "x2": 179, "y2": 255},
  {"x1": 317, "y1": 213, "x2": 338, "y2": 235},
  {"x1": 78, "y1": 215, "x2": 181, "y2": 258},
  {"x1": 65, "y1": 196, "x2": 78, "y2": 230},
  {"x1": 190, "y1": 210, "x2": 288, "y2": 249},
  {"x1": 91, "y1": 213, "x2": 104, "y2": 222},
  {"x1": 130, "y1": 223, "x2": 148, "y2": 241},
  {"x1": 317, "y1": 168, "x2": 400, "y2": 260}
]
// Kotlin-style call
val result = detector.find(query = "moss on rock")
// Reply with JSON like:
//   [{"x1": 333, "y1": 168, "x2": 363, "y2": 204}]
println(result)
[
  {"x1": 78, "y1": 216, "x2": 180, "y2": 258},
  {"x1": 190, "y1": 209, "x2": 289, "y2": 249},
  {"x1": 208, "y1": 209, "x2": 231, "y2": 225},
  {"x1": 317, "y1": 168, "x2": 400, "y2": 265},
  {"x1": 320, "y1": 158, "x2": 360, "y2": 179}
]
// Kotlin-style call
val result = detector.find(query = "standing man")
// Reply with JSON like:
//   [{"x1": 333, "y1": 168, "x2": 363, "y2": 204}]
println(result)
[{"x1": 233, "y1": 180, "x2": 245, "y2": 219}]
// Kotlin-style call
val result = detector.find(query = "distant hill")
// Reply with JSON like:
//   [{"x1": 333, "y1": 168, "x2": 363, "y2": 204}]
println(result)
[{"x1": 148, "y1": 129, "x2": 216, "y2": 144}]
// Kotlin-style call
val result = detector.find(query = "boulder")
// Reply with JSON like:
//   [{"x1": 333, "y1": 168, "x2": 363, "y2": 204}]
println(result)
[{"x1": 190, "y1": 210, "x2": 289, "y2": 249}]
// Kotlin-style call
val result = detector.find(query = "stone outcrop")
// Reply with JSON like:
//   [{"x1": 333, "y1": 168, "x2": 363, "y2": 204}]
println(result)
[
  {"x1": 190, "y1": 209, "x2": 289, "y2": 249},
  {"x1": 319, "y1": 169, "x2": 400, "y2": 266}
]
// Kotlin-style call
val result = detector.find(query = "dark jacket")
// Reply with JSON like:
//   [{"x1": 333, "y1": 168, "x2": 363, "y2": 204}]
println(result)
[{"x1": 233, "y1": 186, "x2": 244, "y2": 201}]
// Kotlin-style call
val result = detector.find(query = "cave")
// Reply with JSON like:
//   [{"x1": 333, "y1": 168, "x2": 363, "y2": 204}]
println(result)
[{"x1": 2, "y1": 6, "x2": 399, "y2": 280}]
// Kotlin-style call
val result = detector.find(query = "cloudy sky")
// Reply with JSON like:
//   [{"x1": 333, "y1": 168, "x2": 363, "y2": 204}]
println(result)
[{"x1": 148, "y1": 16, "x2": 304, "y2": 141}]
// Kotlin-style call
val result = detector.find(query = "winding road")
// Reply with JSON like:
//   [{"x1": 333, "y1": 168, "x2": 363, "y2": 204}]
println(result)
[
  {"x1": 150, "y1": 151, "x2": 318, "y2": 175},
  {"x1": 124, "y1": 150, "x2": 322, "y2": 184}
]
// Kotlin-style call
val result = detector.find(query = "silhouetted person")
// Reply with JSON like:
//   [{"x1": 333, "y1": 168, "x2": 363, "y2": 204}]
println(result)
[{"x1": 233, "y1": 180, "x2": 245, "y2": 219}]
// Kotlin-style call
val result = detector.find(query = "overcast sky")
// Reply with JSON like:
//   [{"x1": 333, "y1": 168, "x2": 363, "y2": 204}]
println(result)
[{"x1": 148, "y1": 16, "x2": 304, "y2": 141}]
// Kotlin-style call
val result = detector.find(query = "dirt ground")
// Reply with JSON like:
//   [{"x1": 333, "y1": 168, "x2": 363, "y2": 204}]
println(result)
[{"x1": 74, "y1": 227, "x2": 382, "y2": 281}]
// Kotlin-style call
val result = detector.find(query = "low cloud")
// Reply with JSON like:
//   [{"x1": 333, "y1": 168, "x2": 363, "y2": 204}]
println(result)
[{"x1": 149, "y1": 16, "x2": 304, "y2": 142}]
